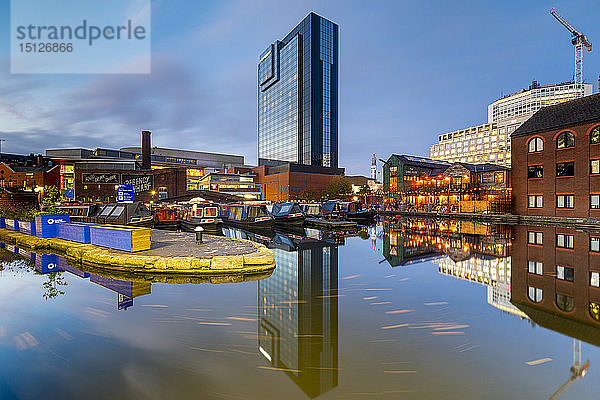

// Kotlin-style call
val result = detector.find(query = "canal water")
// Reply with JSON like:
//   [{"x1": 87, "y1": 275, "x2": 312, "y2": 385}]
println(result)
[{"x1": 1, "y1": 219, "x2": 599, "y2": 399}]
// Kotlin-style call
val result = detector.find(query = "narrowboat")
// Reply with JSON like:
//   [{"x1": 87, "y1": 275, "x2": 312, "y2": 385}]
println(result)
[
  {"x1": 299, "y1": 203, "x2": 322, "y2": 218},
  {"x1": 270, "y1": 202, "x2": 305, "y2": 226},
  {"x1": 179, "y1": 203, "x2": 222, "y2": 234},
  {"x1": 221, "y1": 204, "x2": 274, "y2": 230},
  {"x1": 345, "y1": 202, "x2": 376, "y2": 222},
  {"x1": 57, "y1": 202, "x2": 154, "y2": 227},
  {"x1": 153, "y1": 207, "x2": 180, "y2": 230},
  {"x1": 321, "y1": 200, "x2": 342, "y2": 220}
]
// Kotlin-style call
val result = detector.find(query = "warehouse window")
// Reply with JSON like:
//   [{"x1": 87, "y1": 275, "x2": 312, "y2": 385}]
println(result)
[
  {"x1": 528, "y1": 231, "x2": 543, "y2": 245},
  {"x1": 591, "y1": 195, "x2": 600, "y2": 209},
  {"x1": 556, "y1": 233, "x2": 574, "y2": 249},
  {"x1": 528, "y1": 137, "x2": 544, "y2": 152},
  {"x1": 528, "y1": 165, "x2": 543, "y2": 179},
  {"x1": 556, "y1": 294, "x2": 574, "y2": 312},
  {"x1": 528, "y1": 286, "x2": 543, "y2": 302},
  {"x1": 528, "y1": 261, "x2": 543, "y2": 275},
  {"x1": 590, "y1": 237, "x2": 600, "y2": 252},
  {"x1": 556, "y1": 265, "x2": 574, "y2": 282},
  {"x1": 556, "y1": 131, "x2": 575, "y2": 149},
  {"x1": 556, "y1": 195, "x2": 574, "y2": 209},
  {"x1": 590, "y1": 125, "x2": 600, "y2": 144},
  {"x1": 556, "y1": 162, "x2": 574, "y2": 177},
  {"x1": 528, "y1": 195, "x2": 543, "y2": 208}
]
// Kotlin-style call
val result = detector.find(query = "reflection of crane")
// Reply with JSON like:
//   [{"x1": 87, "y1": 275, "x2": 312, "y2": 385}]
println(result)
[
  {"x1": 549, "y1": 339, "x2": 590, "y2": 399},
  {"x1": 550, "y1": 8, "x2": 592, "y2": 90}
]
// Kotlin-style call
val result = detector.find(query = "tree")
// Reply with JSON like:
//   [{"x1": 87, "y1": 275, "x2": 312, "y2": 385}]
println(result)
[
  {"x1": 42, "y1": 185, "x2": 61, "y2": 205},
  {"x1": 358, "y1": 184, "x2": 371, "y2": 195},
  {"x1": 325, "y1": 177, "x2": 352, "y2": 199},
  {"x1": 299, "y1": 188, "x2": 321, "y2": 201}
]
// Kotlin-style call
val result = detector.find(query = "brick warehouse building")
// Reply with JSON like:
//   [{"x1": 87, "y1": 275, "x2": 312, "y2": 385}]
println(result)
[
  {"x1": 253, "y1": 163, "x2": 344, "y2": 202},
  {"x1": 511, "y1": 93, "x2": 600, "y2": 217},
  {"x1": 73, "y1": 167, "x2": 187, "y2": 203}
]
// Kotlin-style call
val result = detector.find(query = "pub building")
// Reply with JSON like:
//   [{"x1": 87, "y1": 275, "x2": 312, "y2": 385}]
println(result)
[
  {"x1": 511, "y1": 93, "x2": 600, "y2": 218},
  {"x1": 382, "y1": 154, "x2": 510, "y2": 212}
]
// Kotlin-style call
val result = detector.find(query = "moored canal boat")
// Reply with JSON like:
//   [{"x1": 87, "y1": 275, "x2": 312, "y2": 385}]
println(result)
[
  {"x1": 270, "y1": 202, "x2": 305, "y2": 227},
  {"x1": 221, "y1": 204, "x2": 274, "y2": 230}
]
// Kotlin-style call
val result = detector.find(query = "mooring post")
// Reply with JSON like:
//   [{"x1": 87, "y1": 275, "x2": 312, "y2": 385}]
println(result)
[{"x1": 195, "y1": 226, "x2": 204, "y2": 244}]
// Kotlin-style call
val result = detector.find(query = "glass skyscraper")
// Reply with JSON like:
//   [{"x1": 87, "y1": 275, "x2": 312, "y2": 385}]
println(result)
[{"x1": 258, "y1": 12, "x2": 339, "y2": 168}]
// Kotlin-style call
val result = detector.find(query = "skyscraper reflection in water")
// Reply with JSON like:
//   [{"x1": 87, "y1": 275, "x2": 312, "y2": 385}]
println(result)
[{"x1": 258, "y1": 231, "x2": 339, "y2": 398}]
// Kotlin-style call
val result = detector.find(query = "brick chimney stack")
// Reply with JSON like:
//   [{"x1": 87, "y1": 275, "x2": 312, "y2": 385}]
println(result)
[{"x1": 141, "y1": 130, "x2": 151, "y2": 170}]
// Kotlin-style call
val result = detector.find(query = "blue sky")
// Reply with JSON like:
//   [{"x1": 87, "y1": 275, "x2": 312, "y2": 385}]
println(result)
[{"x1": 1, "y1": 0, "x2": 600, "y2": 175}]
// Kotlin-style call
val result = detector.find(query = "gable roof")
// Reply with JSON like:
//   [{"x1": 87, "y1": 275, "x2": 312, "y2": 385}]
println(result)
[
  {"x1": 451, "y1": 162, "x2": 509, "y2": 172},
  {"x1": 512, "y1": 93, "x2": 600, "y2": 138}
]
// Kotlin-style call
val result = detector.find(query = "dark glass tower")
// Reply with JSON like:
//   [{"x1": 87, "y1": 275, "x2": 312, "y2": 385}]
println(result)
[{"x1": 258, "y1": 12, "x2": 339, "y2": 168}]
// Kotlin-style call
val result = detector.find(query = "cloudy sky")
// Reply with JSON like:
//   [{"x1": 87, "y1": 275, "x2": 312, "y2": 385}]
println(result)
[{"x1": 1, "y1": 0, "x2": 600, "y2": 175}]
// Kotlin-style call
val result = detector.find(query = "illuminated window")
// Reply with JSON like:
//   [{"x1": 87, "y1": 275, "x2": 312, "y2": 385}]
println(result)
[
  {"x1": 591, "y1": 160, "x2": 600, "y2": 174},
  {"x1": 556, "y1": 265, "x2": 574, "y2": 282},
  {"x1": 528, "y1": 261, "x2": 543, "y2": 275},
  {"x1": 528, "y1": 286, "x2": 543, "y2": 302},
  {"x1": 528, "y1": 195, "x2": 543, "y2": 208},
  {"x1": 556, "y1": 195, "x2": 574, "y2": 208},
  {"x1": 590, "y1": 126, "x2": 600, "y2": 144},
  {"x1": 590, "y1": 271, "x2": 600, "y2": 287},
  {"x1": 588, "y1": 238, "x2": 600, "y2": 256},
  {"x1": 556, "y1": 162, "x2": 574, "y2": 177},
  {"x1": 556, "y1": 131, "x2": 575, "y2": 149},
  {"x1": 556, "y1": 294, "x2": 574, "y2": 312},
  {"x1": 590, "y1": 302, "x2": 600, "y2": 321},
  {"x1": 528, "y1": 231, "x2": 543, "y2": 245},
  {"x1": 528, "y1": 137, "x2": 543, "y2": 152},
  {"x1": 527, "y1": 165, "x2": 543, "y2": 179},
  {"x1": 556, "y1": 233, "x2": 574, "y2": 249},
  {"x1": 494, "y1": 172, "x2": 504, "y2": 183},
  {"x1": 591, "y1": 195, "x2": 600, "y2": 209}
]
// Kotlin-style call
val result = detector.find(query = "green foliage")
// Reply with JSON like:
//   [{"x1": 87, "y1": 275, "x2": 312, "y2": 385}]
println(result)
[
  {"x1": 299, "y1": 188, "x2": 322, "y2": 201},
  {"x1": 357, "y1": 230, "x2": 370, "y2": 240},
  {"x1": 358, "y1": 184, "x2": 371, "y2": 195},
  {"x1": 42, "y1": 272, "x2": 68, "y2": 300},
  {"x1": 325, "y1": 177, "x2": 352, "y2": 199},
  {"x1": 41, "y1": 185, "x2": 61, "y2": 205}
]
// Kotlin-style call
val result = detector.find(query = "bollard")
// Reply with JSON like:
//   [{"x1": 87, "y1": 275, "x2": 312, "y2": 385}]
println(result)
[{"x1": 195, "y1": 226, "x2": 204, "y2": 244}]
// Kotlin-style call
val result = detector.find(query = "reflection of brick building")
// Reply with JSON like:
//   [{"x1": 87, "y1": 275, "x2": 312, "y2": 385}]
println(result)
[
  {"x1": 511, "y1": 94, "x2": 600, "y2": 217},
  {"x1": 511, "y1": 224, "x2": 600, "y2": 337},
  {"x1": 253, "y1": 163, "x2": 344, "y2": 202}
]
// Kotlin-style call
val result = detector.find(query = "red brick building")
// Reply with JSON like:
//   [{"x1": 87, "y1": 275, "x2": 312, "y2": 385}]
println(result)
[
  {"x1": 253, "y1": 163, "x2": 344, "y2": 202},
  {"x1": 74, "y1": 167, "x2": 187, "y2": 203},
  {"x1": 511, "y1": 93, "x2": 600, "y2": 217}
]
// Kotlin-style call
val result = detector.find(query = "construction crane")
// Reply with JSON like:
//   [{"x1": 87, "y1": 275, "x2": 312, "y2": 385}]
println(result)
[
  {"x1": 549, "y1": 339, "x2": 590, "y2": 399},
  {"x1": 550, "y1": 8, "x2": 592, "y2": 92}
]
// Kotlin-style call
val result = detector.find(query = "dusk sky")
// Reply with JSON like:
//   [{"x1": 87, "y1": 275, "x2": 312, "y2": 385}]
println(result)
[{"x1": 1, "y1": 0, "x2": 600, "y2": 176}]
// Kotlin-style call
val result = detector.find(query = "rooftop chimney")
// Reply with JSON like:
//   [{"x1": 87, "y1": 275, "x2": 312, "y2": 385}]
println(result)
[{"x1": 141, "y1": 130, "x2": 151, "y2": 170}]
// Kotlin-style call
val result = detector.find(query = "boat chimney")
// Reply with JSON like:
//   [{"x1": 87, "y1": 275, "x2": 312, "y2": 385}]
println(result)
[{"x1": 141, "y1": 130, "x2": 151, "y2": 170}]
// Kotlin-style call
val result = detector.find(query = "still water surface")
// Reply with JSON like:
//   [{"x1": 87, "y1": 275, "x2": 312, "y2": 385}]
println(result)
[{"x1": 1, "y1": 220, "x2": 599, "y2": 399}]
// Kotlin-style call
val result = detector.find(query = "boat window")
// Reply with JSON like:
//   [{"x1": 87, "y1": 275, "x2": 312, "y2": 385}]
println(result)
[
  {"x1": 230, "y1": 207, "x2": 243, "y2": 221},
  {"x1": 248, "y1": 207, "x2": 258, "y2": 219},
  {"x1": 205, "y1": 207, "x2": 218, "y2": 217},
  {"x1": 99, "y1": 206, "x2": 114, "y2": 217},
  {"x1": 109, "y1": 205, "x2": 125, "y2": 218},
  {"x1": 279, "y1": 204, "x2": 293, "y2": 214}
]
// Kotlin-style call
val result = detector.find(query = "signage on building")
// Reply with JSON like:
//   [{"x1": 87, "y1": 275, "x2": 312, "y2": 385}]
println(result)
[
  {"x1": 63, "y1": 188, "x2": 75, "y2": 199},
  {"x1": 60, "y1": 165, "x2": 64, "y2": 189},
  {"x1": 121, "y1": 174, "x2": 153, "y2": 193},
  {"x1": 117, "y1": 184, "x2": 134, "y2": 203},
  {"x1": 82, "y1": 173, "x2": 120, "y2": 184},
  {"x1": 404, "y1": 166, "x2": 418, "y2": 176}
]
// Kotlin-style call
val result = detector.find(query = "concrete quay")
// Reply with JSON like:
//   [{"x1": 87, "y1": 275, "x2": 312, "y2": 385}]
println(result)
[{"x1": 0, "y1": 228, "x2": 276, "y2": 277}]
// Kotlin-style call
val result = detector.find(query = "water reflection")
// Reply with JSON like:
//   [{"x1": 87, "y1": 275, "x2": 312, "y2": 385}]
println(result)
[{"x1": 223, "y1": 227, "x2": 339, "y2": 398}]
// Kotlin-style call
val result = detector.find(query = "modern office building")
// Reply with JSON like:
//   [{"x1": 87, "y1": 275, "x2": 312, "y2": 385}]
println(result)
[
  {"x1": 258, "y1": 12, "x2": 338, "y2": 168},
  {"x1": 431, "y1": 81, "x2": 593, "y2": 167},
  {"x1": 511, "y1": 92, "x2": 600, "y2": 218}
]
